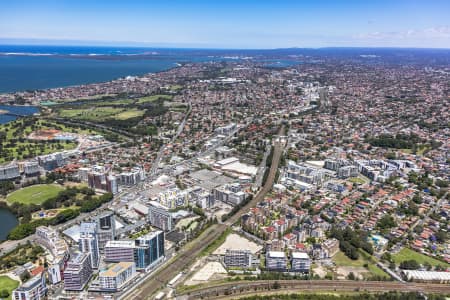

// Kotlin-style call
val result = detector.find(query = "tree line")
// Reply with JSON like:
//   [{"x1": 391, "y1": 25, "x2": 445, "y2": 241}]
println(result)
[
  {"x1": 6, "y1": 188, "x2": 113, "y2": 240},
  {"x1": 329, "y1": 226, "x2": 374, "y2": 260},
  {"x1": 239, "y1": 292, "x2": 445, "y2": 300}
]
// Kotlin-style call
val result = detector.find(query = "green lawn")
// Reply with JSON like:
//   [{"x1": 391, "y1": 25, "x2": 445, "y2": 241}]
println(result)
[
  {"x1": 57, "y1": 107, "x2": 124, "y2": 121},
  {"x1": 0, "y1": 119, "x2": 78, "y2": 163},
  {"x1": 175, "y1": 216, "x2": 200, "y2": 229},
  {"x1": 137, "y1": 94, "x2": 173, "y2": 103},
  {"x1": 0, "y1": 275, "x2": 19, "y2": 300},
  {"x1": 367, "y1": 263, "x2": 389, "y2": 278},
  {"x1": 7, "y1": 184, "x2": 64, "y2": 205},
  {"x1": 33, "y1": 119, "x2": 99, "y2": 135},
  {"x1": 333, "y1": 251, "x2": 389, "y2": 279},
  {"x1": 187, "y1": 221, "x2": 199, "y2": 231},
  {"x1": 200, "y1": 227, "x2": 232, "y2": 256},
  {"x1": 348, "y1": 177, "x2": 366, "y2": 184},
  {"x1": 392, "y1": 248, "x2": 450, "y2": 268},
  {"x1": 93, "y1": 98, "x2": 134, "y2": 106},
  {"x1": 333, "y1": 251, "x2": 366, "y2": 267},
  {"x1": 115, "y1": 109, "x2": 145, "y2": 120},
  {"x1": 0, "y1": 140, "x2": 76, "y2": 164},
  {"x1": 57, "y1": 107, "x2": 145, "y2": 121}
]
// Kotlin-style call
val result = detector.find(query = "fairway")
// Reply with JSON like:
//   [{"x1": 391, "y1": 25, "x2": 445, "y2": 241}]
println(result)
[
  {"x1": 392, "y1": 247, "x2": 449, "y2": 268},
  {"x1": 0, "y1": 119, "x2": 78, "y2": 164},
  {"x1": 7, "y1": 184, "x2": 64, "y2": 205},
  {"x1": 0, "y1": 275, "x2": 19, "y2": 300},
  {"x1": 57, "y1": 106, "x2": 124, "y2": 121},
  {"x1": 58, "y1": 107, "x2": 146, "y2": 121},
  {"x1": 115, "y1": 109, "x2": 145, "y2": 120},
  {"x1": 137, "y1": 94, "x2": 173, "y2": 103}
]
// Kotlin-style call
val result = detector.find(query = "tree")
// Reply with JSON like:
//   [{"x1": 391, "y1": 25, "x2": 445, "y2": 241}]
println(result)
[
  {"x1": 0, "y1": 290, "x2": 9, "y2": 298},
  {"x1": 347, "y1": 272, "x2": 357, "y2": 280},
  {"x1": 399, "y1": 260, "x2": 420, "y2": 270},
  {"x1": 435, "y1": 230, "x2": 448, "y2": 243},
  {"x1": 20, "y1": 271, "x2": 30, "y2": 282},
  {"x1": 272, "y1": 281, "x2": 281, "y2": 289},
  {"x1": 376, "y1": 215, "x2": 396, "y2": 230},
  {"x1": 381, "y1": 252, "x2": 392, "y2": 262}
]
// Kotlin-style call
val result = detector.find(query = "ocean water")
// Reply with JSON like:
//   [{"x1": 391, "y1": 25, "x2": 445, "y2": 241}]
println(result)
[
  {"x1": 0, "y1": 45, "x2": 304, "y2": 93},
  {"x1": 2, "y1": 45, "x2": 445, "y2": 94},
  {"x1": 0, "y1": 55, "x2": 180, "y2": 93},
  {"x1": 0, "y1": 45, "x2": 236, "y2": 93}
]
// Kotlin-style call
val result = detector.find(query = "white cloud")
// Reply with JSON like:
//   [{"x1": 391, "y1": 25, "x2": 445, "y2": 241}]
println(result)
[{"x1": 353, "y1": 26, "x2": 450, "y2": 47}]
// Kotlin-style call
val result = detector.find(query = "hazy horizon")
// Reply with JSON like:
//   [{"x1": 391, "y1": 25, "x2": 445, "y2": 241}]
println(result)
[
  {"x1": 1, "y1": 0, "x2": 449, "y2": 49},
  {"x1": 1, "y1": 38, "x2": 450, "y2": 51}
]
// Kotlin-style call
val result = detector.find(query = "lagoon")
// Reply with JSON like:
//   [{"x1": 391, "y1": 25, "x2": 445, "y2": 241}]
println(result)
[
  {"x1": 0, "y1": 105, "x2": 39, "y2": 124},
  {"x1": 0, "y1": 207, "x2": 18, "y2": 241}
]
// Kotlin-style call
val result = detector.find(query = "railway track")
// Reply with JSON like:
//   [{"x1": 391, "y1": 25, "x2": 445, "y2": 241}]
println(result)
[
  {"x1": 181, "y1": 280, "x2": 450, "y2": 299},
  {"x1": 126, "y1": 126, "x2": 286, "y2": 300}
]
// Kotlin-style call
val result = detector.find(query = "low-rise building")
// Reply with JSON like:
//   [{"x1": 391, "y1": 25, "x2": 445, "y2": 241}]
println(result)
[
  {"x1": 23, "y1": 161, "x2": 40, "y2": 177},
  {"x1": 322, "y1": 238, "x2": 339, "y2": 258},
  {"x1": 155, "y1": 188, "x2": 188, "y2": 209},
  {"x1": 291, "y1": 252, "x2": 311, "y2": 273},
  {"x1": 402, "y1": 270, "x2": 450, "y2": 284},
  {"x1": 266, "y1": 251, "x2": 287, "y2": 270},
  {"x1": 0, "y1": 163, "x2": 20, "y2": 180},
  {"x1": 99, "y1": 262, "x2": 137, "y2": 291},
  {"x1": 213, "y1": 183, "x2": 247, "y2": 206},
  {"x1": 224, "y1": 249, "x2": 253, "y2": 268},
  {"x1": 12, "y1": 272, "x2": 47, "y2": 300}
]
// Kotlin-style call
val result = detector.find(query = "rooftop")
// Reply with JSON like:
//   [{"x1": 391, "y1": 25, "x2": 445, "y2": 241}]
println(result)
[
  {"x1": 100, "y1": 262, "x2": 135, "y2": 277},
  {"x1": 292, "y1": 252, "x2": 310, "y2": 259},
  {"x1": 267, "y1": 251, "x2": 286, "y2": 258}
]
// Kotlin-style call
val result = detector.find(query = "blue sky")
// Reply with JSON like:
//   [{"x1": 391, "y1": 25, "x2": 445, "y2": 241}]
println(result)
[{"x1": 1, "y1": 0, "x2": 449, "y2": 48}]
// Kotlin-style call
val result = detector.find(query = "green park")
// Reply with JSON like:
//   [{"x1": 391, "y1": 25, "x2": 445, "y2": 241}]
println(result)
[{"x1": 6, "y1": 184, "x2": 64, "y2": 205}]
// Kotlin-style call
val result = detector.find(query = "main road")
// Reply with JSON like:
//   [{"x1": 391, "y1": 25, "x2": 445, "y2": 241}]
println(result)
[{"x1": 121, "y1": 126, "x2": 285, "y2": 300}]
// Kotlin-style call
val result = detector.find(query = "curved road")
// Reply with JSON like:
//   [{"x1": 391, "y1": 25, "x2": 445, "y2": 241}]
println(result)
[
  {"x1": 179, "y1": 280, "x2": 450, "y2": 299},
  {"x1": 122, "y1": 126, "x2": 285, "y2": 300}
]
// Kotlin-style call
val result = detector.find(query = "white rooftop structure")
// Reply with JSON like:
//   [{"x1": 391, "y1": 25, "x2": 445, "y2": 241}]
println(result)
[
  {"x1": 131, "y1": 202, "x2": 149, "y2": 215},
  {"x1": 216, "y1": 157, "x2": 239, "y2": 166},
  {"x1": 402, "y1": 270, "x2": 450, "y2": 283},
  {"x1": 292, "y1": 252, "x2": 309, "y2": 259},
  {"x1": 267, "y1": 251, "x2": 285, "y2": 258},
  {"x1": 63, "y1": 225, "x2": 81, "y2": 242},
  {"x1": 105, "y1": 240, "x2": 135, "y2": 248},
  {"x1": 221, "y1": 161, "x2": 257, "y2": 176},
  {"x1": 151, "y1": 175, "x2": 171, "y2": 186}
]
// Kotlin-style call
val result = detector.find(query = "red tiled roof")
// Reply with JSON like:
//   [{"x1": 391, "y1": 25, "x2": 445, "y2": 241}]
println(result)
[{"x1": 30, "y1": 265, "x2": 45, "y2": 277}]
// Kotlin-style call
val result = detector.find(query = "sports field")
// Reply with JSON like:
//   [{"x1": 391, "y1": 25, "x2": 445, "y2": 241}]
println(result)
[{"x1": 6, "y1": 184, "x2": 64, "y2": 205}]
